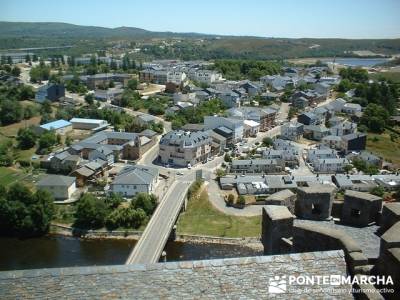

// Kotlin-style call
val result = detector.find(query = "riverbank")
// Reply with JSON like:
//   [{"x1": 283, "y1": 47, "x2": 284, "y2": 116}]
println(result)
[{"x1": 50, "y1": 223, "x2": 263, "y2": 251}]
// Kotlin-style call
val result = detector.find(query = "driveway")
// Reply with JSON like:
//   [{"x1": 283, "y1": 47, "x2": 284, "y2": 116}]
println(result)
[{"x1": 205, "y1": 176, "x2": 264, "y2": 217}]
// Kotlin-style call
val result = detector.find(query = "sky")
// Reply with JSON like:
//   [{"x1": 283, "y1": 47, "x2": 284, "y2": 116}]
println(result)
[{"x1": 1, "y1": 0, "x2": 399, "y2": 39}]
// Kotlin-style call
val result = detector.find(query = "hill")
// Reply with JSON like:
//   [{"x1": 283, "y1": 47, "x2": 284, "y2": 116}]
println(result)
[{"x1": 0, "y1": 21, "x2": 400, "y2": 60}]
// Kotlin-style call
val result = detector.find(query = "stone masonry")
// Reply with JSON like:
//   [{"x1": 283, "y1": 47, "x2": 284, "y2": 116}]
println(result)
[
  {"x1": 262, "y1": 205, "x2": 294, "y2": 255},
  {"x1": 295, "y1": 185, "x2": 335, "y2": 220},
  {"x1": 342, "y1": 190, "x2": 382, "y2": 227},
  {"x1": 0, "y1": 250, "x2": 352, "y2": 300}
]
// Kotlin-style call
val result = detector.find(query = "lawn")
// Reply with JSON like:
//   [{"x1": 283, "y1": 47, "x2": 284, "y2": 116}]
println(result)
[
  {"x1": 177, "y1": 189, "x2": 261, "y2": 238},
  {"x1": 366, "y1": 132, "x2": 400, "y2": 166},
  {"x1": 0, "y1": 167, "x2": 30, "y2": 186},
  {"x1": 369, "y1": 72, "x2": 400, "y2": 84},
  {"x1": 0, "y1": 116, "x2": 41, "y2": 138}
]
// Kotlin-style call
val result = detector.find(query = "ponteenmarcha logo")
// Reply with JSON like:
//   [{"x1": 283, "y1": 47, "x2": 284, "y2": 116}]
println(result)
[{"x1": 268, "y1": 275, "x2": 287, "y2": 294}]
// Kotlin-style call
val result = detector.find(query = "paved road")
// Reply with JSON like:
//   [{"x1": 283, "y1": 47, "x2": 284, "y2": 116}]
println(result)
[{"x1": 126, "y1": 179, "x2": 192, "y2": 264}]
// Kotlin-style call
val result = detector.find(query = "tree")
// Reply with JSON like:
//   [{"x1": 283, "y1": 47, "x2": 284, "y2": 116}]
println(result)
[
  {"x1": 84, "y1": 93, "x2": 94, "y2": 105},
  {"x1": 0, "y1": 100, "x2": 23, "y2": 125},
  {"x1": 0, "y1": 141, "x2": 14, "y2": 166},
  {"x1": 132, "y1": 193, "x2": 157, "y2": 215},
  {"x1": 38, "y1": 130, "x2": 58, "y2": 153},
  {"x1": 11, "y1": 66, "x2": 21, "y2": 77},
  {"x1": 65, "y1": 135, "x2": 73, "y2": 146},
  {"x1": 105, "y1": 206, "x2": 146, "y2": 230},
  {"x1": 262, "y1": 137, "x2": 273, "y2": 147},
  {"x1": 0, "y1": 183, "x2": 55, "y2": 237},
  {"x1": 29, "y1": 65, "x2": 50, "y2": 83},
  {"x1": 343, "y1": 164, "x2": 353, "y2": 174},
  {"x1": 227, "y1": 194, "x2": 235, "y2": 206},
  {"x1": 224, "y1": 153, "x2": 232, "y2": 163},
  {"x1": 237, "y1": 195, "x2": 246, "y2": 206},
  {"x1": 360, "y1": 104, "x2": 389, "y2": 133},
  {"x1": 17, "y1": 128, "x2": 37, "y2": 149},
  {"x1": 74, "y1": 194, "x2": 109, "y2": 228},
  {"x1": 127, "y1": 79, "x2": 138, "y2": 90},
  {"x1": 41, "y1": 100, "x2": 53, "y2": 114},
  {"x1": 370, "y1": 186, "x2": 385, "y2": 197},
  {"x1": 216, "y1": 168, "x2": 226, "y2": 178},
  {"x1": 104, "y1": 193, "x2": 123, "y2": 209}
]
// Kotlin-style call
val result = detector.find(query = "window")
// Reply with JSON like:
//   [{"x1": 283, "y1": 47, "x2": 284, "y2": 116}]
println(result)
[
  {"x1": 351, "y1": 209, "x2": 361, "y2": 218},
  {"x1": 133, "y1": 186, "x2": 137, "y2": 190},
  {"x1": 311, "y1": 203, "x2": 322, "y2": 215}
]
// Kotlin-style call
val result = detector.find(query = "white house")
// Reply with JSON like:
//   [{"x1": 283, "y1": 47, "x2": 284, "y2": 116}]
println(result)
[
  {"x1": 342, "y1": 103, "x2": 362, "y2": 115},
  {"x1": 110, "y1": 165, "x2": 159, "y2": 197},
  {"x1": 243, "y1": 120, "x2": 260, "y2": 137},
  {"x1": 36, "y1": 175, "x2": 77, "y2": 200},
  {"x1": 204, "y1": 116, "x2": 244, "y2": 142},
  {"x1": 167, "y1": 70, "x2": 187, "y2": 85}
]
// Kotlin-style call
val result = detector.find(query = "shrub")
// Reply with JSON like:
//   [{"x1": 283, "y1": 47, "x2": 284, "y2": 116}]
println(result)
[
  {"x1": 227, "y1": 194, "x2": 235, "y2": 206},
  {"x1": 237, "y1": 195, "x2": 246, "y2": 206}
]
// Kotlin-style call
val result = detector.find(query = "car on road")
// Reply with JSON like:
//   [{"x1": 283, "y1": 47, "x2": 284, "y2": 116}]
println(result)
[
  {"x1": 177, "y1": 172, "x2": 184, "y2": 176},
  {"x1": 187, "y1": 163, "x2": 192, "y2": 169}
]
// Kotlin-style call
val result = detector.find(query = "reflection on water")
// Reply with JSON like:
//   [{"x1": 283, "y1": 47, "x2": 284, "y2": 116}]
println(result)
[{"x1": 0, "y1": 236, "x2": 262, "y2": 271}]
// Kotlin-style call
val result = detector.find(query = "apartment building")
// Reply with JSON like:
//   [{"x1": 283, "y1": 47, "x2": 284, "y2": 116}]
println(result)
[{"x1": 159, "y1": 130, "x2": 212, "y2": 167}]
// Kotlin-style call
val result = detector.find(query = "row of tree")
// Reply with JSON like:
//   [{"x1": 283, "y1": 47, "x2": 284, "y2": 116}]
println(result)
[
  {"x1": 166, "y1": 98, "x2": 225, "y2": 129},
  {"x1": 74, "y1": 193, "x2": 157, "y2": 230},
  {"x1": 213, "y1": 59, "x2": 281, "y2": 80},
  {"x1": 337, "y1": 68, "x2": 399, "y2": 133},
  {"x1": 0, "y1": 183, "x2": 55, "y2": 237}
]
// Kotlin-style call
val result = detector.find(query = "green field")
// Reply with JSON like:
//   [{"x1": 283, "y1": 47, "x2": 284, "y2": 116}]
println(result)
[
  {"x1": 177, "y1": 189, "x2": 261, "y2": 238},
  {"x1": 366, "y1": 132, "x2": 400, "y2": 166},
  {"x1": 369, "y1": 72, "x2": 400, "y2": 83},
  {"x1": 0, "y1": 167, "x2": 29, "y2": 186}
]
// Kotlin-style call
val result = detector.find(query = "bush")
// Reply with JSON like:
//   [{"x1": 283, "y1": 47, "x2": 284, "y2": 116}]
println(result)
[
  {"x1": 131, "y1": 193, "x2": 157, "y2": 215},
  {"x1": 105, "y1": 206, "x2": 147, "y2": 230},
  {"x1": 74, "y1": 194, "x2": 109, "y2": 229},
  {"x1": 262, "y1": 137, "x2": 273, "y2": 147},
  {"x1": 216, "y1": 168, "x2": 226, "y2": 178},
  {"x1": 188, "y1": 180, "x2": 203, "y2": 199},
  {"x1": 237, "y1": 195, "x2": 246, "y2": 206},
  {"x1": 227, "y1": 194, "x2": 235, "y2": 206},
  {"x1": 224, "y1": 153, "x2": 232, "y2": 163},
  {"x1": 370, "y1": 186, "x2": 385, "y2": 197},
  {"x1": 0, "y1": 183, "x2": 55, "y2": 237}
]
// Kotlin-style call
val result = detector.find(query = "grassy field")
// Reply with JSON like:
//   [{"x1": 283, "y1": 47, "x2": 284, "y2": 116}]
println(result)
[
  {"x1": 0, "y1": 167, "x2": 30, "y2": 186},
  {"x1": 366, "y1": 132, "x2": 400, "y2": 166},
  {"x1": 369, "y1": 71, "x2": 400, "y2": 83},
  {"x1": 0, "y1": 116, "x2": 41, "y2": 138},
  {"x1": 177, "y1": 189, "x2": 261, "y2": 238}
]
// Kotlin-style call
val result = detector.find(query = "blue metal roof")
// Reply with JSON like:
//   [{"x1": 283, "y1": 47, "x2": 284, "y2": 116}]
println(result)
[{"x1": 40, "y1": 120, "x2": 72, "y2": 131}]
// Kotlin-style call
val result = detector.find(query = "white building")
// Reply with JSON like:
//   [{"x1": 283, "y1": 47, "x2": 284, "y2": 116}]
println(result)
[
  {"x1": 167, "y1": 70, "x2": 187, "y2": 85},
  {"x1": 312, "y1": 158, "x2": 349, "y2": 173},
  {"x1": 36, "y1": 175, "x2": 77, "y2": 200},
  {"x1": 243, "y1": 120, "x2": 260, "y2": 137},
  {"x1": 342, "y1": 103, "x2": 362, "y2": 115},
  {"x1": 110, "y1": 165, "x2": 158, "y2": 197},
  {"x1": 204, "y1": 116, "x2": 244, "y2": 142},
  {"x1": 192, "y1": 70, "x2": 222, "y2": 84},
  {"x1": 69, "y1": 118, "x2": 109, "y2": 131},
  {"x1": 159, "y1": 130, "x2": 212, "y2": 167}
]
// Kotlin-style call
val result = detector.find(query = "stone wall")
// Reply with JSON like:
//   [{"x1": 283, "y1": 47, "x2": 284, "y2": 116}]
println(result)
[
  {"x1": 380, "y1": 203, "x2": 400, "y2": 233},
  {"x1": 293, "y1": 223, "x2": 370, "y2": 276},
  {"x1": 262, "y1": 206, "x2": 293, "y2": 255},
  {"x1": 342, "y1": 190, "x2": 382, "y2": 227},
  {"x1": 295, "y1": 185, "x2": 335, "y2": 220}
]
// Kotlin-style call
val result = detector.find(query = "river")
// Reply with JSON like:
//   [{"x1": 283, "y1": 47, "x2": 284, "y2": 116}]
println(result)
[
  {"x1": 320, "y1": 57, "x2": 389, "y2": 67},
  {"x1": 0, "y1": 236, "x2": 262, "y2": 271}
]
